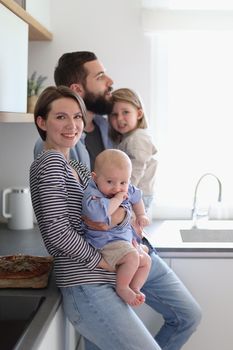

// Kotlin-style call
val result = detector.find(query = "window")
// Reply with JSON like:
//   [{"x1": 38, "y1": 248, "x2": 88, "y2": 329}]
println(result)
[{"x1": 148, "y1": 11, "x2": 233, "y2": 218}]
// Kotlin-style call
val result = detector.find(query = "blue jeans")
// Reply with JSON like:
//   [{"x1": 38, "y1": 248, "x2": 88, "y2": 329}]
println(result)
[
  {"x1": 61, "y1": 282, "x2": 160, "y2": 350},
  {"x1": 141, "y1": 252, "x2": 202, "y2": 350},
  {"x1": 61, "y1": 252, "x2": 201, "y2": 350}
]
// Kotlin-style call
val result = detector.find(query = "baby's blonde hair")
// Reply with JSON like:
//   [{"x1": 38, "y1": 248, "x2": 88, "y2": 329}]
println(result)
[
  {"x1": 108, "y1": 88, "x2": 148, "y2": 143},
  {"x1": 94, "y1": 149, "x2": 132, "y2": 175}
]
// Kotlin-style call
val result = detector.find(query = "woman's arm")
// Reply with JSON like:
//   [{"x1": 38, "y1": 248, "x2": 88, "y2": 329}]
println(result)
[{"x1": 31, "y1": 152, "x2": 102, "y2": 270}]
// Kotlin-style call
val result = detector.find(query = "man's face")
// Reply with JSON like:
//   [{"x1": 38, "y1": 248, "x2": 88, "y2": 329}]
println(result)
[{"x1": 83, "y1": 60, "x2": 114, "y2": 115}]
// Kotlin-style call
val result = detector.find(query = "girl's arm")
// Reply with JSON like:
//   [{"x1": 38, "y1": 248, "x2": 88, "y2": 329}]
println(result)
[{"x1": 123, "y1": 131, "x2": 157, "y2": 186}]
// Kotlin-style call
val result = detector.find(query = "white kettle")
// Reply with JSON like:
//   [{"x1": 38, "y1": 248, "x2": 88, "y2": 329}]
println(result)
[{"x1": 2, "y1": 187, "x2": 34, "y2": 230}]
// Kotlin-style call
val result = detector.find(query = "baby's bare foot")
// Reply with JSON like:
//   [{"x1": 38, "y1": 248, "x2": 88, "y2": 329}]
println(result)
[
  {"x1": 131, "y1": 292, "x2": 145, "y2": 307},
  {"x1": 134, "y1": 290, "x2": 145, "y2": 304},
  {"x1": 116, "y1": 286, "x2": 145, "y2": 306}
]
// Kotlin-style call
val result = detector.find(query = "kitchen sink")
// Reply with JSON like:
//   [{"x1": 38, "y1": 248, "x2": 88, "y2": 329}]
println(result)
[
  {"x1": 180, "y1": 229, "x2": 233, "y2": 242},
  {"x1": 0, "y1": 295, "x2": 44, "y2": 350}
]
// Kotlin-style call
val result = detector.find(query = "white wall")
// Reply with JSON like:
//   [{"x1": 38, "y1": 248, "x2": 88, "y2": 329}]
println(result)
[
  {"x1": 0, "y1": 0, "x2": 151, "y2": 218},
  {"x1": 28, "y1": 0, "x2": 151, "y2": 108},
  {"x1": 26, "y1": 0, "x2": 51, "y2": 30}
]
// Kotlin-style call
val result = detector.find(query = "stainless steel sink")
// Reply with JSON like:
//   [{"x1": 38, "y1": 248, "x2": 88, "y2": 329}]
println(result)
[
  {"x1": 0, "y1": 295, "x2": 44, "y2": 350},
  {"x1": 180, "y1": 229, "x2": 233, "y2": 242}
]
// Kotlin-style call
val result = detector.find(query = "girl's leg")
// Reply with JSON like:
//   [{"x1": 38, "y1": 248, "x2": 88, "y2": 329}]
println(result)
[{"x1": 61, "y1": 283, "x2": 161, "y2": 350}]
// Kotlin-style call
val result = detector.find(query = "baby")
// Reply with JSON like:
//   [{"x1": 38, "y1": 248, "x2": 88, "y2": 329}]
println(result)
[{"x1": 82, "y1": 149, "x2": 151, "y2": 306}]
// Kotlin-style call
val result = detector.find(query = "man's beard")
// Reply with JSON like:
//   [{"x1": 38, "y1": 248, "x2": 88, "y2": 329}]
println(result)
[{"x1": 83, "y1": 91, "x2": 113, "y2": 115}]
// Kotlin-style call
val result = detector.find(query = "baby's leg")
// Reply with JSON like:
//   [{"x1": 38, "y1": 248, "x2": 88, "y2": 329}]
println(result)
[
  {"x1": 116, "y1": 250, "x2": 144, "y2": 306},
  {"x1": 129, "y1": 248, "x2": 151, "y2": 297}
]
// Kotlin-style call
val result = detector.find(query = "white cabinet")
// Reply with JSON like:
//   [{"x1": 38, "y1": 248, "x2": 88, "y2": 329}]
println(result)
[
  {"x1": 37, "y1": 304, "x2": 81, "y2": 350},
  {"x1": 171, "y1": 258, "x2": 233, "y2": 350},
  {"x1": 0, "y1": 0, "x2": 52, "y2": 120},
  {"x1": 36, "y1": 304, "x2": 65, "y2": 350},
  {"x1": 65, "y1": 315, "x2": 82, "y2": 350},
  {"x1": 0, "y1": 0, "x2": 52, "y2": 41},
  {"x1": 0, "y1": 4, "x2": 28, "y2": 112}
]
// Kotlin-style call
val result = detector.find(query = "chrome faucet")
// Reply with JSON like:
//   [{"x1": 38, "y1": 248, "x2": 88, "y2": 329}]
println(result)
[{"x1": 191, "y1": 173, "x2": 222, "y2": 228}]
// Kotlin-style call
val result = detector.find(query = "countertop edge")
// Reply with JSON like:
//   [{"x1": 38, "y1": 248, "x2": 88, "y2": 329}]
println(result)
[{"x1": 14, "y1": 273, "x2": 61, "y2": 350}]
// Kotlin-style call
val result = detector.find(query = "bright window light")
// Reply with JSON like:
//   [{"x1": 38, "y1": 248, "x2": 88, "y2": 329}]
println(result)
[{"x1": 150, "y1": 30, "x2": 233, "y2": 217}]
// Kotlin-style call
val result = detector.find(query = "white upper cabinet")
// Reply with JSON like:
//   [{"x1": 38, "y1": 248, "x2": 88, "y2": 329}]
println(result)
[
  {"x1": 0, "y1": 0, "x2": 52, "y2": 120},
  {"x1": 0, "y1": 0, "x2": 52, "y2": 41},
  {"x1": 0, "y1": 3, "x2": 28, "y2": 112}
]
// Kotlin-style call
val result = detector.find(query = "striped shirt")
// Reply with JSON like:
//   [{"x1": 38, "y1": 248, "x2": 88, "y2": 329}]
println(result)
[{"x1": 30, "y1": 150, "x2": 116, "y2": 287}]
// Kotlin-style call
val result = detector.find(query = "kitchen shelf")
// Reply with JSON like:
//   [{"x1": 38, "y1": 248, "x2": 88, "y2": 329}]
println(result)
[
  {"x1": 0, "y1": 112, "x2": 34, "y2": 123},
  {"x1": 0, "y1": 0, "x2": 52, "y2": 41}
]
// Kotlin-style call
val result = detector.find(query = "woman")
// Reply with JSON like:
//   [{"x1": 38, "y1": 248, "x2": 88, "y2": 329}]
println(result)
[{"x1": 29, "y1": 86, "x2": 161, "y2": 350}]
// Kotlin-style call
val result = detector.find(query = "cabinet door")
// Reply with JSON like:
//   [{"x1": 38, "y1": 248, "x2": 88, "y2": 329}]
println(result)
[
  {"x1": 0, "y1": 4, "x2": 28, "y2": 112},
  {"x1": 171, "y1": 258, "x2": 233, "y2": 350},
  {"x1": 37, "y1": 304, "x2": 81, "y2": 350},
  {"x1": 65, "y1": 317, "x2": 82, "y2": 350},
  {"x1": 37, "y1": 304, "x2": 65, "y2": 350}
]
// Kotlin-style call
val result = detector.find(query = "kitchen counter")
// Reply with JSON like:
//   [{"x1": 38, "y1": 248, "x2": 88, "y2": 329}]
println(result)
[
  {"x1": 146, "y1": 220, "x2": 233, "y2": 258},
  {"x1": 145, "y1": 220, "x2": 233, "y2": 350},
  {"x1": 0, "y1": 222, "x2": 48, "y2": 256},
  {"x1": 1, "y1": 220, "x2": 233, "y2": 349},
  {"x1": 0, "y1": 223, "x2": 61, "y2": 350}
]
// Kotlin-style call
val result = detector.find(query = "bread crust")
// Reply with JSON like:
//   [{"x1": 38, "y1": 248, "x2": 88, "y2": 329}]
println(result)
[{"x1": 0, "y1": 255, "x2": 53, "y2": 288}]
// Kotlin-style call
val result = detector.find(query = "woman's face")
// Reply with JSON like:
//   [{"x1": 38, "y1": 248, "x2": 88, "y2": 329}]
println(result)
[
  {"x1": 109, "y1": 101, "x2": 143, "y2": 135},
  {"x1": 37, "y1": 97, "x2": 84, "y2": 157}
]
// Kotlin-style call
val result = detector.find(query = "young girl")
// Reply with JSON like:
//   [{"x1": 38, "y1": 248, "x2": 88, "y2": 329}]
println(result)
[{"x1": 108, "y1": 88, "x2": 157, "y2": 211}]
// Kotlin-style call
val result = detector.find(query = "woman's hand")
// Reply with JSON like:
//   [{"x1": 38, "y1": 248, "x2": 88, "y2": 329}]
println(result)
[
  {"x1": 82, "y1": 206, "x2": 126, "y2": 231},
  {"x1": 132, "y1": 239, "x2": 149, "y2": 254},
  {"x1": 97, "y1": 258, "x2": 115, "y2": 272},
  {"x1": 82, "y1": 215, "x2": 110, "y2": 231}
]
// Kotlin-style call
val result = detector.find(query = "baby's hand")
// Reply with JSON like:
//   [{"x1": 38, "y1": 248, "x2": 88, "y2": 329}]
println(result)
[
  {"x1": 136, "y1": 214, "x2": 150, "y2": 228},
  {"x1": 131, "y1": 214, "x2": 149, "y2": 239},
  {"x1": 114, "y1": 191, "x2": 128, "y2": 202}
]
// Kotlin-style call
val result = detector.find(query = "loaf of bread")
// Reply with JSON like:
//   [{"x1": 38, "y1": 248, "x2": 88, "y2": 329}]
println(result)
[{"x1": 0, "y1": 255, "x2": 53, "y2": 288}]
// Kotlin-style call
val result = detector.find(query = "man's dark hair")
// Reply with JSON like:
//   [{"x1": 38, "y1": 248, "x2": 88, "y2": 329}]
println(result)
[{"x1": 54, "y1": 51, "x2": 97, "y2": 87}]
